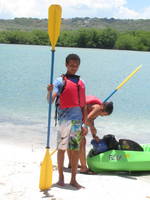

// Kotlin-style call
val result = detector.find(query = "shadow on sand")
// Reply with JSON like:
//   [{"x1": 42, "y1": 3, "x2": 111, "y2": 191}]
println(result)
[
  {"x1": 63, "y1": 165, "x2": 150, "y2": 180},
  {"x1": 78, "y1": 170, "x2": 150, "y2": 181},
  {"x1": 52, "y1": 183, "x2": 80, "y2": 191},
  {"x1": 40, "y1": 189, "x2": 54, "y2": 199}
]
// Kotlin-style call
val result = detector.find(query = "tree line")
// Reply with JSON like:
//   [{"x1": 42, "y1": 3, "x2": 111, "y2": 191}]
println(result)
[{"x1": 0, "y1": 28, "x2": 150, "y2": 51}]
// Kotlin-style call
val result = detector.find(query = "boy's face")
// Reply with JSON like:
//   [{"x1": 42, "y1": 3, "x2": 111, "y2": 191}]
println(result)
[
  {"x1": 99, "y1": 111, "x2": 109, "y2": 117},
  {"x1": 98, "y1": 104, "x2": 110, "y2": 117},
  {"x1": 66, "y1": 59, "x2": 80, "y2": 75}
]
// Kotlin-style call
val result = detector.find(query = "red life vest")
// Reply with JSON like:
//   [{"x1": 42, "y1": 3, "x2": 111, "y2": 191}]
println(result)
[
  {"x1": 86, "y1": 95, "x2": 102, "y2": 105},
  {"x1": 59, "y1": 77, "x2": 86, "y2": 109}
]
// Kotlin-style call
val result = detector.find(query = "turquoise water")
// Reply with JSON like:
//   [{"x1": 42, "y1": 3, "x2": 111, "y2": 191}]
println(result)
[{"x1": 0, "y1": 44, "x2": 150, "y2": 146}]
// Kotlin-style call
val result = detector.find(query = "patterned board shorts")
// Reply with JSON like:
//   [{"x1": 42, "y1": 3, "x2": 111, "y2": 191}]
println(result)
[{"x1": 57, "y1": 120, "x2": 82, "y2": 150}]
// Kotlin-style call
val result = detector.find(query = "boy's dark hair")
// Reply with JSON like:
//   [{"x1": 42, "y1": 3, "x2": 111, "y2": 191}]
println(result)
[
  {"x1": 103, "y1": 102, "x2": 113, "y2": 115},
  {"x1": 66, "y1": 54, "x2": 80, "y2": 64}
]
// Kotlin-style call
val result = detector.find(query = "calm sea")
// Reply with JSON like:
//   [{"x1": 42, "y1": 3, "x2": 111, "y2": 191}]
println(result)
[{"x1": 0, "y1": 44, "x2": 150, "y2": 148}]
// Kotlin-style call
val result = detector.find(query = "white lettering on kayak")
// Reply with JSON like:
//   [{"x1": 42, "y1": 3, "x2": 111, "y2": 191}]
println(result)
[{"x1": 109, "y1": 155, "x2": 122, "y2": 160}]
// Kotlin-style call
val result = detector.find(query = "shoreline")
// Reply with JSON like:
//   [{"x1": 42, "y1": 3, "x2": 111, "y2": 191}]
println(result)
[
  {"x1": 1, "y1": 43, "x2": 150, "y2": 54},
  {"x1": 1, "y1": 141, "x2": 150, "y2": 200}
]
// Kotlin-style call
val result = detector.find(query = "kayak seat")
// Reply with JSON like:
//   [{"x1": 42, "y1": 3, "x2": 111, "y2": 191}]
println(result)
[{"x1": 119, "y1": 139, "x2": 144, "y2": 151}]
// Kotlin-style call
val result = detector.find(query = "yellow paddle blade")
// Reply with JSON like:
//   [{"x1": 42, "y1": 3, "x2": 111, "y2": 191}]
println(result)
[
  {"x1": 116, "y1": 65, "x2": 142, "y2": 90},
  {"x1": 48, "y1": 5, "x2": 62, "y2": 50},
  {"x1": 39, "y1": 148, "x2": 53, "y2": 190}
]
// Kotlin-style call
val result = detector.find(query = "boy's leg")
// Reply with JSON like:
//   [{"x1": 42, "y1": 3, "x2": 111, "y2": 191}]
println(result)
[
  {"x1": 68, "y1": 120, "x2": 84, "y2": 189},
  {"x1": 70, "y1": 149, "x2": 84, "y2": 189},
  {"x1": 79, "y1": 136, "x2": 89, "y2": 172},
  {"x1": 57, "y1": 149, "x2": 65, "y2": 186},
  {"x1": 57, "y1": 120, "x2": 71, "y2": 186},
  {"x1": 67, "y1": 149, "x2": 81, "y2": 169},
  {"x1": 67, "y1": 149, "x2": 71, "y2": 168}
]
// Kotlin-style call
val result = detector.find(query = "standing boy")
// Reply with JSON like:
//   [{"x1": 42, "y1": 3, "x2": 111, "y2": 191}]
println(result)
[{"x1": 47, "y1": 54, "x2": 87, "y2": 189}]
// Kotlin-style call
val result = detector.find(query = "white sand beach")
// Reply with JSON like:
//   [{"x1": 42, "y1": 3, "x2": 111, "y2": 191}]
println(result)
[{"x1": 1, "y1": 138, "x2": 150, "y2": 200}]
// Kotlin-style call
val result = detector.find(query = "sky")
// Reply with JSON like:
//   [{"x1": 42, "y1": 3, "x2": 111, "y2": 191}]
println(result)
[{"x1": 0, "y1": 0, "x2": 150, "y2": 19}]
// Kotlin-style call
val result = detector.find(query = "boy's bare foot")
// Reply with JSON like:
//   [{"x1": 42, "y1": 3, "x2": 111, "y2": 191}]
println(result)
[
  {"x1": 57, "y1": 178, "x2": 65, "y2": 187},
  {"x1": 68, "y1": 164, "x2": 81, "y2": 169},
  {"x1": 57, "y1": 180, "x2": 65, "y2": 187},
  {"x1": 70, "y1": 180, "x2": 85, "y2": 189},
  {"x1": 80, "y1": 167, "x2": 89, "y2": 173},
  {"x1": 80, "y1": 168, "x2": 97, "y2": 175}
]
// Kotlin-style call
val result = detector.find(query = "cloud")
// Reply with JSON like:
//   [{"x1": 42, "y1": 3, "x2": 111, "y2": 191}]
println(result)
[
  {"x1": 113, "y1": 5, "x2": 150, "y2": 19},
  {"x1": 0, "y1": 0, "x2": 150, "y2": 19},
  {"x1": 0, "y1": 0, "x2": 49, "y2": 18},
  {"x1": 141, "y1": 6, "x2": 150, "y2": 19},
  {"x1": 54, "y1": 0, "x2": 127, "y2": 15},
  {"x1": 113, "y1": 6, "x2": 139, "y2": 19},
  {"x1": 54, "y1": 0, "x2": 127, "y2": 9}
]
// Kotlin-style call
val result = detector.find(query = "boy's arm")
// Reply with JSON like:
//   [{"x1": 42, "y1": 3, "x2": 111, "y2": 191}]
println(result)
[
  {"x1": 86, "y1": 106, "x2": 100, "y2": 138},
  {"x1": 81, "y1": 105, "x2": 88, "y2": 136},
  {"x1": 82, "y1": 104, "x2": 87, "y2": 124},
  {"x1": 47, "y1": 77, "x2": 64, "y2": 103},
  {"x1": 47, "y1": 84, "x2": 57, "y2": 103},
  {"x1": 87, "y1": 119, "x2": 97, "y2": 137}
]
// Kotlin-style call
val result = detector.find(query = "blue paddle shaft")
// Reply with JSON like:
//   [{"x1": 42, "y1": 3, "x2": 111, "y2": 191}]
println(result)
[
  {"x1": 103, "y1": 89, "x2": 117, "y2": 103},
  {"x1": 47, "y1": 50, "x2": 55, "y2": 148}
]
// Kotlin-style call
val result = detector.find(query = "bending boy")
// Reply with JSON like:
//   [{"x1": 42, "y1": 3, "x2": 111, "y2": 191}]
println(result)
[{"x1": 68, "y1": 95, "x2": 113, "y2": 174}]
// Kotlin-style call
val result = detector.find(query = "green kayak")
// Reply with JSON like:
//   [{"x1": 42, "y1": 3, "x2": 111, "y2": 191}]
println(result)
[{"x1": 87, "y1": 144, "x2": 150, "y2": 172}]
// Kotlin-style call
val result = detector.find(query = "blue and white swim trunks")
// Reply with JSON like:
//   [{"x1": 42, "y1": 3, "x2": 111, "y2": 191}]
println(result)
[{"x1": 57, "y1": 120, "x2": 82, "y2": 150}]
